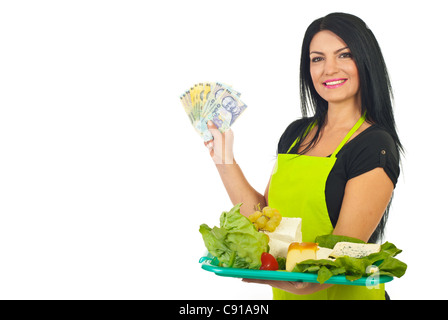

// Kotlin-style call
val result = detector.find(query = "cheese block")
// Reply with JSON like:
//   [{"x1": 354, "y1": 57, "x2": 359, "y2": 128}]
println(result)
[
  {"x1": 286, "y1": 242, "x2": 318, "y2": 272},
  {"x1": 263, "y1": 217, "x2": 302, "y2": 259},
  {"x1": 316, "y1": 246, "x2": 334, "y2": 260},
  {"x1": 263, "y1": 217, "x2": 302, "y2": 243},
  {"x1": 267, "y1": 238, "x2": 290, "y2": 259},
  {"x1": 330, "y1": 242, "x2": 381, "y2": 259}
]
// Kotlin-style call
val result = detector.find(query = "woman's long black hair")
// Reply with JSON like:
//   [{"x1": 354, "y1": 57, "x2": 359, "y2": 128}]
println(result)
[{"x1": 283, "y1": 12, "x2": 404, "y2": 242}]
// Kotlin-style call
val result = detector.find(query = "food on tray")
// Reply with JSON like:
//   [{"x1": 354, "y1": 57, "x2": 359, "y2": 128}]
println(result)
[
  {"x1": 199, "y1": 204, "x2": 407, "y2": 285},
  {"x1": 199, "y1": 203, "x2": 269, "y2": 269},
  {"x1": 365, "y1": 265, "x2": 380, "y2": 274},
  {"x1": 316, "y1": 246, "x2": 334, "y2": 260},
  {"x1": 267, "y1": 238, "x2": 290, "y2": 259},
  {"x1": 248, "y1": 205, "x2": 282, "y2": 232},
  {"x1": 315, "y1": 234, "x2": 364, "y2": 249},
  {"x1": 247, "y1": 205, "x2": 302, "y2": 260},
  {"x1": 329, "y1": 242, "x2": 381, "y2": 259},
  {"x1": 262, "y1": 217, "x2": 302, "y2": 243},
  {"x1": 291, "y1": 235, "x2": 407, "y2": 284},
  {"x1": 261, "y1": 216, "x2": 302, "y2": 259},
  {"x1": 286, "y1": 242, "x2": 319, "y2": 272},
  {"x1": 260, "y1": 252, "x2": 279, "y2": 271}
]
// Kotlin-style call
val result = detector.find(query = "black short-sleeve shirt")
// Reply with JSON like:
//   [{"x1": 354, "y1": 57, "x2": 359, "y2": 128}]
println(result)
[{"x1": 277, "y1": 119, "x2": 400, "y2": 241}]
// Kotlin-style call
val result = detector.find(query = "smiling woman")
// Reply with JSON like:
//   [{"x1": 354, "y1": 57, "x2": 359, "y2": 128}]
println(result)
[
  {"x1": 267, "y1": 12, "x2": 403, "y2": 300},
  {"x1": 202, "y1": 12, "x2": 402, "y2": 300}
]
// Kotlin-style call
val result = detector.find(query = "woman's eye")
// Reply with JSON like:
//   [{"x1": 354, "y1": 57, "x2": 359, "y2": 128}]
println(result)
[
  {"x1": 339, "y1": 52, "x2": 353, "y2": 59},
  {"x1": 311, "y1": 56, "x2": 323, "y2": 63}
]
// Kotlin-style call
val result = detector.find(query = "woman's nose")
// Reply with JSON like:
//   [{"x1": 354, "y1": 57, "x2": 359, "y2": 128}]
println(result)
[{"x1": 324, "y1": 58, "x2": 339, "y2": 75}]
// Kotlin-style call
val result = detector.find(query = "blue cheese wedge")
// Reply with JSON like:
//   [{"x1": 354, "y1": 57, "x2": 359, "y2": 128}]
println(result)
[{"x1": 330, "y1": 242, "x2": 380, "y2": 259}]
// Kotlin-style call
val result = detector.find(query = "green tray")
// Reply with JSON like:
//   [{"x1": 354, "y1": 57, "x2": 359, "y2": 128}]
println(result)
[{"x1": 199, "y1": 253, "x2": 393, "y2": 286}]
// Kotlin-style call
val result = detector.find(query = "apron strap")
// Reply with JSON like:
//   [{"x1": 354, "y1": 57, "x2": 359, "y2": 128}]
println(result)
[
  {"x1": 286, "y1": 121, "x2": 316, "y2": 154},
  {"x1": 330, "y1": 112, "x2": 366, "y2": 158},
  {"x1": 286, "y1": 113, "x2": 366, "y2": 155}
]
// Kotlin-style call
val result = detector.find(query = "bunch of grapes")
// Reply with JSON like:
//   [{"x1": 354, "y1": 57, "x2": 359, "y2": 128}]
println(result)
[{"x1": 249, "y1": 205, "x2": 282, "y2": 232}]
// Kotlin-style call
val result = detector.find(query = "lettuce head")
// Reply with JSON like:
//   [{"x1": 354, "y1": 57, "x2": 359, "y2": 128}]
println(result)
[{"x1": 199, "y1": 203, "x2": 269, "y2": 269}]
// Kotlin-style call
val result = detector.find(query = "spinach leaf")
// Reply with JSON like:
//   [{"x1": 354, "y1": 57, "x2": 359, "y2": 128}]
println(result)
[
  {"x1": 377, "y1": 256, "x2": 407, "y2": 278},
  {"x1": 315, "y1": 234, "x2": 365, "y2": 249}
]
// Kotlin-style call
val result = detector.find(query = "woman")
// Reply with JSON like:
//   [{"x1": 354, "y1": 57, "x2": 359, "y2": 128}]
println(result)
[{"x1": 204, "y1": 12, "x2": 402, "y2": 300}]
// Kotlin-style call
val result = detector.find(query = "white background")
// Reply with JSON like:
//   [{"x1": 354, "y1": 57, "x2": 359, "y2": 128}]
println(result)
[{"x1": 0, "y1": 0, "x2": 446, "y2": 300}]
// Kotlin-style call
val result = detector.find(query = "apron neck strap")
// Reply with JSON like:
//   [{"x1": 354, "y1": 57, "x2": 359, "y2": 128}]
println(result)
[
  {"x1": 330, "y1": 112, "x2": 366, "y2": 158},
  {"x1": 286, "y1": 112, "x2": 366, "y2": 155},
  {"x1": 286, "y1": 120, "x2": 316, "y2": 154}
]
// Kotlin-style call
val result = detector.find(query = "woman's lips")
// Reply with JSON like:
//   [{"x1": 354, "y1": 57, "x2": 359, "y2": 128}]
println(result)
[{"x1": 323, "y1": 78, "x2": 347, "y2": 89}]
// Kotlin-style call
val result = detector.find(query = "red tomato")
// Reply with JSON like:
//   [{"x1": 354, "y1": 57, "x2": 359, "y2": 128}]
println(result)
[{"x1": 260, "y1": 252, "x2": 279, "y2": 270}]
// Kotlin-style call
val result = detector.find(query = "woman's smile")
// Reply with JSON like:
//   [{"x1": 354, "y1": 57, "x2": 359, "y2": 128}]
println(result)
[{"x1": 323, "y1": 78, "x2": 348, "y2": 89}]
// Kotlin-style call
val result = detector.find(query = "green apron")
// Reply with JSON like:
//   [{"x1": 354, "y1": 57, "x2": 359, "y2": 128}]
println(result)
[{"x1": 268, "y1": 114, "x2": 385, "y2": 300}]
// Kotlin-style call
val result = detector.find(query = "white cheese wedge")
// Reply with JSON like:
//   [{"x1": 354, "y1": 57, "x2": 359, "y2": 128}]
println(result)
[
  {"x1": 263, "y1": 217, "x2": 302, "y2": 243},
  {"x1": 316, "y1": 247, "x2": 334, "y2": 260},
  {"x1": 267, "y1": 238, "x2": 290, "y2": 259},
  {"x1": 330, "y1": 242, "x2": 381, "y2": 259}
]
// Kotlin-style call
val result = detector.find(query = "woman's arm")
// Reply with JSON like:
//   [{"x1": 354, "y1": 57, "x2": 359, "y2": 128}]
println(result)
[
  {"x1": 332, "y1": 167, "x2": 394, "y2": 242},
  {"x1": 205, "y1": 121, "x2": 268, "y2": 216},
  {"x1": 214, "y1": 163, "x2": 267, "y2": 216}
]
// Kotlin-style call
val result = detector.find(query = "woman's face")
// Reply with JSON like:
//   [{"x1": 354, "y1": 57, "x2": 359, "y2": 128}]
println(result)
[{"x1": 309, "y1": 30, "x2": 361, "y2": 108}]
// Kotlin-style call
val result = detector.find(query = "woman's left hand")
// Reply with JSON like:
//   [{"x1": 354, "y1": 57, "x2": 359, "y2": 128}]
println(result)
[{"x1": 241, "y1": 279, "x2": 331, "y2": 295}]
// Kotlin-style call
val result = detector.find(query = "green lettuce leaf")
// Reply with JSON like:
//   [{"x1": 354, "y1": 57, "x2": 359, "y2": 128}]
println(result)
[
  {"x1": 317, "y1": 266, "x2": 334, "y2": 284},
  {"x1": 334, "y1": 256, "x2": 371, "y2": 281},
  {"x1": 292, "y1": 259, "x2": 346, "y2": 283},
  {"x1": 199, "y1": 203, "x2": 269, "y2": 269},
  {"x1": 379, "y1": 242, "x2": 402, "y2": 257},
  {"x1": 376, "y1": 256, "x2": 407, "y2": 278},
  {"x1": 276, "y1": 257, "x2": 286, "y2": 270}
]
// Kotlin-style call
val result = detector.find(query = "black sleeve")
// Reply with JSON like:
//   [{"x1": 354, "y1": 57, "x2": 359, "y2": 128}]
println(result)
[
  {"x1": 344, "y1": 128, "x2": 400, "y2": 187},
  {"x1": 277, "y1": 118, "x2": 313, "y2": 154}
]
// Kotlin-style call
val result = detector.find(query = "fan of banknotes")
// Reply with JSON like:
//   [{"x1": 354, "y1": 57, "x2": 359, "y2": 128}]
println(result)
[{"x1": 180, "y1": 82, "x2": 247, "y2": 141}]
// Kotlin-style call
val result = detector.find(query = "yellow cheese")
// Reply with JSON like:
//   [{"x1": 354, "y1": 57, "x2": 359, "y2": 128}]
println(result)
[{"x1": 286, "y1": 242, "x2": 318, "y2": 272}]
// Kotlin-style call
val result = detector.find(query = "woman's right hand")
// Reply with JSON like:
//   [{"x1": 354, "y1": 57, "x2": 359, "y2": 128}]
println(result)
[{"x1": 204, "y1": 121, "x2": 235, "y2": 165}]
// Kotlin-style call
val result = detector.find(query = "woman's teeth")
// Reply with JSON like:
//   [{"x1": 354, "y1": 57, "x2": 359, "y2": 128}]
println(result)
[{"x1": 325, "y1": 79, "x2": 346, "y2": 85}]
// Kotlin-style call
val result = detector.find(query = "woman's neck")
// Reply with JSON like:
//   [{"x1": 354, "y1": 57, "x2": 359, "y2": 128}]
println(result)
[{"x1": 325, "y1": 100, "x2": 362, "y2": 131}]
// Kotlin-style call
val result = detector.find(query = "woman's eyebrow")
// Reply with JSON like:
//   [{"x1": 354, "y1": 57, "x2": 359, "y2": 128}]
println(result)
[
  {"x1": 310, "y1": 46, "x2": 350, "y2": 55},
  {"x1": 335, "y1": 46, "x2": 350, "y2": 54}
]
